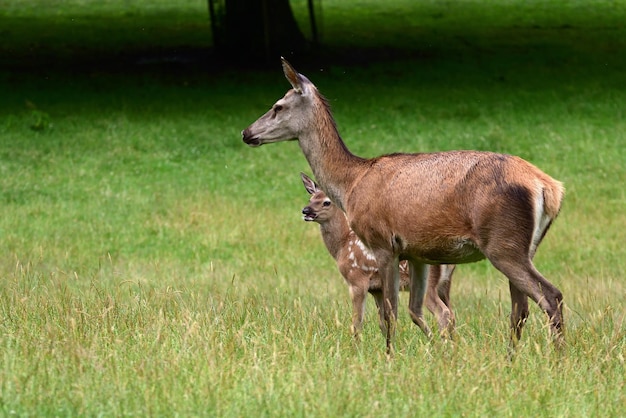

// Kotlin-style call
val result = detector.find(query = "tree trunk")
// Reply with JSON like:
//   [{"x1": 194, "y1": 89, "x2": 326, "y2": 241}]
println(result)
[{"x1": 213, "y1": 0, "x2": 308, "y2": 62}]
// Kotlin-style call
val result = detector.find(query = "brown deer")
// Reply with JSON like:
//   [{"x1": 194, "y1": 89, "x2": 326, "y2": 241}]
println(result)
[
  {"x1": 300, "y1": 172, "x2": 456, "y2": 338},
  {"x1": 242, "y1": 58, "x2": 565, "y2": 352}
]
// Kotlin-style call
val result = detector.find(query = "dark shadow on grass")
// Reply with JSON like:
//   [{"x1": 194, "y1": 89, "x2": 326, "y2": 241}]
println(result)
[
  {"x1": 1, "y1": 3, "x2": 626, "y2": 75},
  {"x1": 1, "y1": 3, "x2": 625, "y2": 121}
]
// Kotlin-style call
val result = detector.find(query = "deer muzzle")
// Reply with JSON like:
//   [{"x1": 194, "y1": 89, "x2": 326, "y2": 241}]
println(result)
[
  {"x1": 302, "y1": 206, "x2": 317, "y2": 222},
  {"x1": 241, "y1": 128, "x2": 261, "y2": 147}
]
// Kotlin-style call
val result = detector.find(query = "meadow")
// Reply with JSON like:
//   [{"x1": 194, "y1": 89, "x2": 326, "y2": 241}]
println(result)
[{"x1": 1, "y1": 0, "x2": 625, "y2": 416}]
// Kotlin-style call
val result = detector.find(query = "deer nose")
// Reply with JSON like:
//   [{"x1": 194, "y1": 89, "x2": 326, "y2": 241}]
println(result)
[
  {"x1": 302, "y1": 206, "x2": 317, "y2": 222},
  {"x1": 242, "y1": 128, "x2": 261, "y2": 146}
]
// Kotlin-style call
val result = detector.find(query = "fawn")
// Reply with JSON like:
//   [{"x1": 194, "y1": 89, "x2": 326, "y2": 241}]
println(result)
[{"x1": 301, "y1": 172, "x2": 455, "y2": 338}]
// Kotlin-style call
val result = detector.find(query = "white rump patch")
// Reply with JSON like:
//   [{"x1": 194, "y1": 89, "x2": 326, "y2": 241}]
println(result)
[{"x1": 531, "y1": 181, "x2": 552, "y2": 255}]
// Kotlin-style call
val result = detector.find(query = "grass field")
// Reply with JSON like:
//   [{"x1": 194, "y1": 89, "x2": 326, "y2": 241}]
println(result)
[{"x1": 1, "y1": 0, "x2": 625, "y2": 416}]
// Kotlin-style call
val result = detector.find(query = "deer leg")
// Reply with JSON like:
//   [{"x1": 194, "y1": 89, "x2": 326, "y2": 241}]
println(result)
[
  {"x1": 348, "y1": 284, "x2": 368, "y2": 339},
  {"x1": 438, "y1": 265, "x2": 456, "y2": 332},
  {"x1": 374, "y1": 251, "x2": 400, "y2": 353},
  {"x1": 490, "y1": 257, "x2": 564, "y2": 348},
  {"x1": 437, "y1": 265, "x2": 455, "y2": 308},
  {"x1": 370, "y1": 290, "x2": 387, "y2": 336},
  {"x1": 506, "y1": 281, "x2": 530, "y2": 359},
  {"x1": 509, "y1": 281, "x2": 529, "y2": 344},
  {"x1": 408, "y1": 261, "x2": 433, "y2": 339},
  {"x1": 424, "y1": 265, "x2": 456, "y2": 338}
]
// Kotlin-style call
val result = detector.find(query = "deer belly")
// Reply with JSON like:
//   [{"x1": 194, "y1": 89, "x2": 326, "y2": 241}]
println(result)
[{"x1": 407, "y1": 238, "x2": 485, "y2": 265}]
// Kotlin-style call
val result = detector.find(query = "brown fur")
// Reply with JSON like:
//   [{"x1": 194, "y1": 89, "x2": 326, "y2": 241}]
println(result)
[
  {"x1": 243, "y1": 58, "x2": 565, "y2": 353},
  {"x1": 300, "y1": 172, "x2": 456, "y2": 338}
]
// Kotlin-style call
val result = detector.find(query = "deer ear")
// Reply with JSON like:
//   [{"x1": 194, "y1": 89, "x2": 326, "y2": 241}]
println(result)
[
  {"x1": 282, "y1": 57, "x2": 304, "y2": 94},
  {"x1": 300, "y1": 172, "x2": 318, "y2": 195}
]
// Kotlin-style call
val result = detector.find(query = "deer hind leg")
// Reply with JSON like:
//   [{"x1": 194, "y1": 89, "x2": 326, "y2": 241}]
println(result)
[
  {"x1": 489, "y1": 256, "x2": 564, "y2": 348},
  {"x1": 425, "y1": 264, "x2": 456, "y2": 338},
  {"x1": 407, "y1": 261, "x2": 433, "y2": 339},
  {"x1": 441, "y1": 265, "x2": 456, "y2": 329},
  {"x1": 509, "y1": 281, "x2": 529, "y2": 344},
  {"x1": 348, "y1": 284, "x2": 368, "y2": 338},
  {"x1": 481, "y1": 189, "x2": 563, "y2": 348},
  {"x1": 437, "y1": 265, "x2": 454, "y2": 306},
  {"x1": 482, "y1": 215, "x2": 563, "y2": 347}
]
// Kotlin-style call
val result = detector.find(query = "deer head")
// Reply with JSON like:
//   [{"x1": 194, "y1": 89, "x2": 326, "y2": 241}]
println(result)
[
  {"x1": 242, "y1": 58, "x2": 317, "y2": 147},
  {"x1": 301, "y1": 172, "x2": 336, "y2": 223}
]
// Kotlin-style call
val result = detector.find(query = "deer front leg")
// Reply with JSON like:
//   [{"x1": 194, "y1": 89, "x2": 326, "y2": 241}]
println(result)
[
  {"x1": 408, "y1": 261, "x2": 433, "y2": 339},
  {"x1": 375, "y1": 251, "x2": 400, "y2": 353},
  {"x1": 348, "y1": 283, "x2": 368, "y2": 339}
]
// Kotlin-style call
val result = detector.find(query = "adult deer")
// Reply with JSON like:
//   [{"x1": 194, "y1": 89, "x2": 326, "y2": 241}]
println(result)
[
  {"x1": 242, "y1": 58, "x2": 565, "y2": 353},
  {"x1": 300, "y1": 172, "x2": 456, "y2": 338}
]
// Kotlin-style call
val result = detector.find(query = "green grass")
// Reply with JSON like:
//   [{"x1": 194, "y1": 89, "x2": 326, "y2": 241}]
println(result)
[{"x1": 1, "y1": 0, "x2": 625, "y2": 416}]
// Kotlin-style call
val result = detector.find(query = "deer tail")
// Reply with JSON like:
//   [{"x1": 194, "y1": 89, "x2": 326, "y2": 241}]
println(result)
[{"x1": 542, "y1": 179, "x2": 565, "y2": 220}]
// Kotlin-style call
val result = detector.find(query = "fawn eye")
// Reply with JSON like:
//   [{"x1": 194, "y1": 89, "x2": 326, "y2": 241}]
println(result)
[
  {"x1": 274, "y1": 105, "x2": 283, "y2": 112},
  {"x1": 323, "y1": 200, "x2": 331, "y2": 207}
]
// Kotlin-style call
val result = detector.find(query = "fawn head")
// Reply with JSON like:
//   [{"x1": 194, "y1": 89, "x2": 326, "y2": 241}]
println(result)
[{"x1": 301, "y1": 172, "x2": 336, "y2": 223}]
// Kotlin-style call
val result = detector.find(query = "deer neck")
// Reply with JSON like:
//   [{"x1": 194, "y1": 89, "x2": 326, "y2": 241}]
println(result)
[
  {"x1": 298, "y1": 99, "x2": 366, "y2": 212},
  {"x1": 318, "y1": 211, "x2": 353, "y2": 261}
]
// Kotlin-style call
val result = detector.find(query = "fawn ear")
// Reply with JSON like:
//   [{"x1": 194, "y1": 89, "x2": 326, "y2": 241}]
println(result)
[
  {"x1": 282, "y1": 57, "x2": 304, "y2": 94},
  {"x1": 300, "y1": 172, "x2": 318, "y2": 195}
]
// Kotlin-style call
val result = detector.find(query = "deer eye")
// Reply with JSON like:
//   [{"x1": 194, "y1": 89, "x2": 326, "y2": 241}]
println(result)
[
  {"x1": 274, "y1": 105, "x2": 283, "y2": 112},
  {"x1": 323, "y1": 200, "x2": 331, "y2": 207}
]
